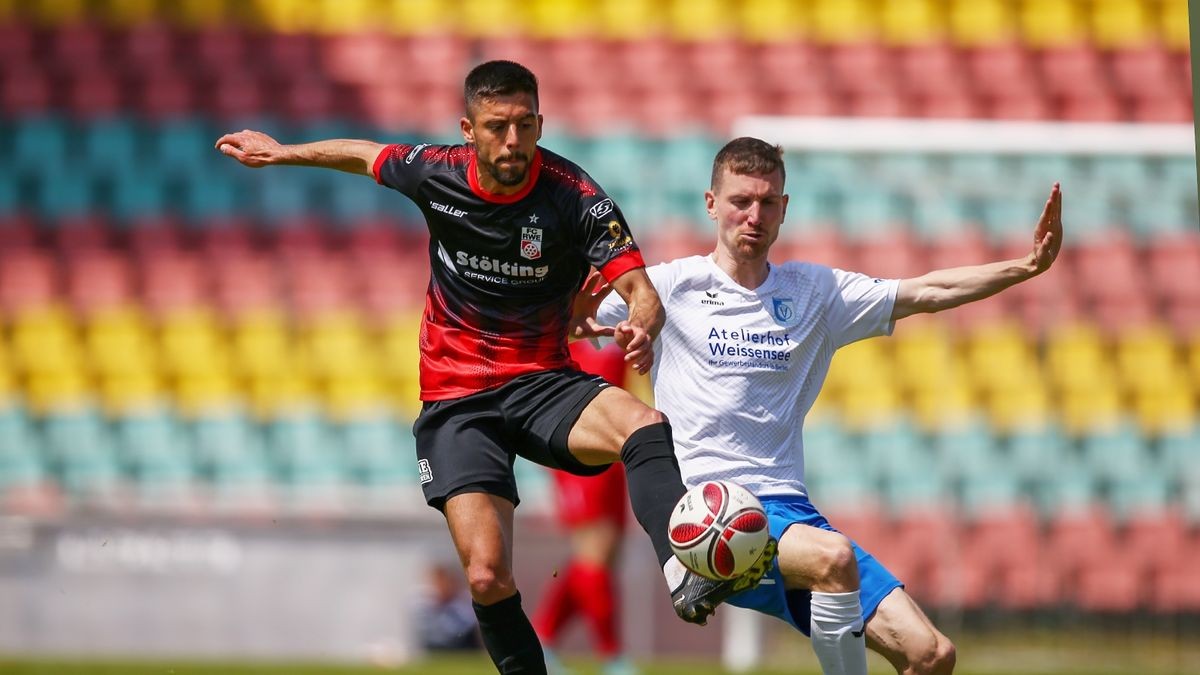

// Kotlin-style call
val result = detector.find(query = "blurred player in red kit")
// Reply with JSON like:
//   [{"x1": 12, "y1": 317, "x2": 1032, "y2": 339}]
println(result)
[{"x1": 534, "y1": 340, "x2": 638, "y2": 675}]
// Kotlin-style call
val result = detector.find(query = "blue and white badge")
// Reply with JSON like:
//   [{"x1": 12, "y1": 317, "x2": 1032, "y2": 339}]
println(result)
[{"x1": 772, "y1": 297, "x2": 795, "y2": 323}]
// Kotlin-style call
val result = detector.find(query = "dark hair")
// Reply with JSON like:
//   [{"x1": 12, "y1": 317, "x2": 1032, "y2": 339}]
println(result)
[
  {"x1": 711, "y1": 137, "x2": 786, "y2": 190},
  {"x1": 464, "y1": 60, "x2": 539, "y2": 118}
]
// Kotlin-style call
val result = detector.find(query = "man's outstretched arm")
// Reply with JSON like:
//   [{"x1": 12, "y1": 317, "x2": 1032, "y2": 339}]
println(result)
[
  {"x1": 215, "y1": 130, "x2": 385, "y2": 176},
  {"x1": 891, "y1": 182, "x2": 1063, "y2": 321}
]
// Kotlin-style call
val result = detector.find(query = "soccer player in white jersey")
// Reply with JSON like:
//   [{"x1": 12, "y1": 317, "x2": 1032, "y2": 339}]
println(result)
[{"x1": 580, "y1": 137, "x2": 1063, "y2": 675}]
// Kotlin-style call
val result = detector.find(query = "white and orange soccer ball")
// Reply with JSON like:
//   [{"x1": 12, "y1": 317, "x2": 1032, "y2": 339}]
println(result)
[{"x1": 668, "y1": 480, "x2": 770, "y2": 581}]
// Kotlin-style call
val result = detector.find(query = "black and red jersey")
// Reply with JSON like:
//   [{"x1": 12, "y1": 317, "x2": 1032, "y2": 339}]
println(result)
[{"x1": 372, "y1": 142, "x2": 645, "y2": 401}]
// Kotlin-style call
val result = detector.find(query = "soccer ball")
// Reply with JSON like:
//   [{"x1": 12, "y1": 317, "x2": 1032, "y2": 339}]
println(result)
[{"x1": 668, "y1": 480, "x2": 770, "y2": 581}]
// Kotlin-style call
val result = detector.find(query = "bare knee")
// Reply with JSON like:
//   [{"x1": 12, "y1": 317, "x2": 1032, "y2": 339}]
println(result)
[
  {"x1": 910, "y1": 635, "x2": 956, "y2": 675},
  {"x1": 629, "y1": 406, "x2": 666, "y2": 432},
  {"x1": 463, "y1": 559, "x2": 517, "y2": 605},
  {"x1": 811, "y1": 532, "x2": 858, "y2": 592}
]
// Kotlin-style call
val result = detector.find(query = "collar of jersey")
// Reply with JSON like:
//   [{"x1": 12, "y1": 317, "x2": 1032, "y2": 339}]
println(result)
[
  {"x1": 467, "y1": 148, "x2": 543, "y2": 204},
  {"x1": 706, "y1": 253, "x2": 778, "y2": 295}
]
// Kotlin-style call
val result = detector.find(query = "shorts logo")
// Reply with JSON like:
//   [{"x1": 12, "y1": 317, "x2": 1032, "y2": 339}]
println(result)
[
  {"x1": 772, "y1": 297, "x2": 795, "y2": 322},
  {"x1": 418, "y1": 459, "x2": 433, "y2": 485},
  {"x1": 589, "y1": 198, "x2": 614, "y2": 219},
  {"x1": 520, "y1": 227, "x2": 543, "y2": 260}
]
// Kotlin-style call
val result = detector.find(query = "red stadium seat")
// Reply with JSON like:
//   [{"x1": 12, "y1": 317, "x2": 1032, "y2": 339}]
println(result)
[
  {"x1": 755, "y1": 42, "x2": 830, "y2": 98},
  {"x1": 958, "y1": 504, "x2": 1050, "y2": 610},
  {"x1": 773, "y1": 228, "x2": 854, "y2": 270},
  {"x1": 0, "y1": 250, "x2": 59, "y2": 313},
  {"x1": 0, "y1": 22, "x2": 35, "y2": 64},
  {"x1": 260, "y1": 32, "x2": 320, "y2": 77},
  {"x1": 65, "y1": 250, "x2": 135, "y2": 315},
  {"x1": 60, "y1": 67, "x2": 124, "y2": 118},
  {"x1": 205, "y1": 71, "x2": 268, "y2": 121},
  {"x1": 192, "y1": 26, "x2": 252, "y2": 76},
  {"x1": 140, "y1": 250, "x2": 208, "y2": 315},
  {"x1": 404, "y1": 33, "x2": 471, "y2": 88},
  {"x1": 1056, "y1": 92, "x2": 1124, "y2": 122},
  {"x1": 855, "y1": 229, "x2": 926, "y2": 279},
  {"x1": 826, "y1": 43, "x2": 897, "y2": 98},
  {"x1": 1129, "y1": 94, "x2": 1195, "y2": 123},
  {"x1": 125, "y1": 215, "x2": 189, "y2": 259},
  {"x1": 129, "y1": 65, "x2": 196, "y2": 119},
  {"x1": 117, "y1": 22, "x2": 180, "y2": 75},
  {"x1": 1044, "y1": 506, "x2": 1120, "y2": 608},
  {"x1": 48, "y1": 22, "x2": 110, "y2": 73},
  {"x1": 1039, "y1": 45, "x2": 1109, "y2": 100},
  {"x1": 0, "y1": 213, "x2": 41, "y2": 252},
  {"x1": 886, "y1": 507, "x2": 959, "y2": 607},
  {"x1": 1, "y1": 62, "x2": 54, "y2": 115},
  {"x1": 1109, "y1": 46, "x2": 1186, "y2": 100},
  {"x1": 53, "y1": 215, "x2": 113, "y2": 253},
  {"x1": 896, "y1": 43, "x2": 967, "y2": 100}
]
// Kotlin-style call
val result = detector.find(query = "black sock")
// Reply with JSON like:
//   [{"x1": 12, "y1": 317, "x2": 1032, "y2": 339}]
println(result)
[
  {"x1": 620, "y1": 421, "x2": 687, "y2": 567},
  {"x1": 472, "y1": 592, "x2": 546, "y2": 674}
]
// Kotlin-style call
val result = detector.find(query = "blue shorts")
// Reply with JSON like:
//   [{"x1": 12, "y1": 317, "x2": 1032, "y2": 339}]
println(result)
[{"x1": 727, "y1": 494, "x2": 903, "y2": 635}]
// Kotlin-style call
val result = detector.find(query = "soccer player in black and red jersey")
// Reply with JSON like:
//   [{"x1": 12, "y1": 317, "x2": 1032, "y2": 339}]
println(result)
[{"x1": 216, "y1": 61, "x2": 774, "y2": 674}]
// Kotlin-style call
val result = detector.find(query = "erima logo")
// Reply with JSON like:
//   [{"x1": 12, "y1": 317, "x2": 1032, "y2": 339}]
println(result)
[
  {"x1": 405, "y1": 143, "x2": 429, "y2": 164},
  {"x1": 430, "y1": 201, "x2": 467, "y2": 218},
  {"x1": 418, "y1": 459, "x2": 433, "y2": 485},
  {"x1": 701, "y1": 290, "x2": 724, "y2": 306},
  {"x1": 589, "y1": 198, "x2": 614, "y2": 219}
]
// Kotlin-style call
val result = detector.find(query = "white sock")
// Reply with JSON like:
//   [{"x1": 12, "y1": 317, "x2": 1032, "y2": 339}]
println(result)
[
  {"x1": 810, "y1": 590, "x2": 868, "y2": 675},
  {"x1": 663, "y1": 556, "x2": 687, "y2": 592}
]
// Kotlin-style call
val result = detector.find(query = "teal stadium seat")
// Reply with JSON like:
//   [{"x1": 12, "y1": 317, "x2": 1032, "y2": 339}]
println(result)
[
  {"x1": 190, "y1": 412, "x2": 273, "y2": 491},
  {"x1": 41, "y1": 409, "x2": 122, "y2": 500},
  {"x1": 81, "y1": 118, "x2": 140, "y2": 173},
  {"x1": 803, "y1": 419, "x2": 878, "y2": 511},
  {"x1": 264, "y1": 413, "x2": 345, "y2": 488},
  {"x1": 111, "y1": 410, "x2": 196, "y2": 498},
  {"x1": 339, "y1": 416, "x2": 416, "y2": 486},
  {"x1": 0, "y1": 405, "x2": 46, "y2": 491}
]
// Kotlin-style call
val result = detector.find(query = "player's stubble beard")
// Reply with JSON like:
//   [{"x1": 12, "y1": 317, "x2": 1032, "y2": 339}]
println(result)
[{"x1": 482, "y1": 152, "x2": 530, "y2": 187}]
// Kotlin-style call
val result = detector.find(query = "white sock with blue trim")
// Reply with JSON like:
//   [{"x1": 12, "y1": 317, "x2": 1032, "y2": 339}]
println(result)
[{"x1": 810, "y1": 590, "x2": 867, "y2": 675}]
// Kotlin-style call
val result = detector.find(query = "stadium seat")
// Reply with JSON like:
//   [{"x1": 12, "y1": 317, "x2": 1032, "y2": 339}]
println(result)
[
  {"x1": 111, "y1": 408, "x2": 197, "y2": 504},
  {"x1": 810, "y1": 0, "x2": 879, "y2": 44},
  {"x1": 947, "y1": 0, "x2": 1016, "y2": 46},
  {"x1": 339, "y1": 415, "x2": 417, "y2": 487},
  {"x1": 1089, "y1": 0, "x2": 1154, "y2": 49},
  {"x1": 188, "y1": 411, "x2": 274, "y2": 510},
  {"x1": 957, "y1": 503, "x2": 1049, "y2": 610},
  {"x1": 878, "y1": 0, "x2": 945, "y2": 46},
  {"x1": 736, "y1": 0, "x2": 807, "y2": 43},
  {"x1": 41, "y1": 408, "x2": 123, "y2": 501}
]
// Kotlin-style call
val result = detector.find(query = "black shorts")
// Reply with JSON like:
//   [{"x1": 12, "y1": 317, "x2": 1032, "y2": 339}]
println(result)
[{"x1": 412, "y1": 368, "x2": 614, "y2": 511}]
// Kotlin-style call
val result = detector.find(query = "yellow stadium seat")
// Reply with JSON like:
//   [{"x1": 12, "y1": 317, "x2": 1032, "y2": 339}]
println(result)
[
  {"x1": 1159, "y1": 0, "x2": 1191, "y2": 51},
  {"x1": 313, "y1": 0, "x2": 383, "y2": 34},
  {"x1": 166, "y1": 0, "x2": 230, "y2": 27},
  {"x1": 1132, "y1": 387, "x2": 1195, "y2": 435},
  {"x1": 0, "y1": 348, "x2": 13, "y2": 403},
  {"x1": 382, "y1": 0, "x2": 453, "y2": 35},
  {"x1": 736, "y1": 0, "x2": 809, "y2": 43},
  {"x1": 303, "y1": 312, "x2": 378, "y2": 379},
  {"x1": 948, "y1": 0, "x2": 1017, "y2": 46},
  {"x1": 94, "y1": 0, "x2": 159, "y2": 26},
  {"x1": 379, "y1": 313, "x2": 422, "y2": 415},
  {"x1": 324, "y1": 373, "x2": 390, "y2": 421},
  {"x1": 246, "y1": 371, "x2": 315, "y2": 420},
  {"x1": 99, "y1": 372, "x2": 166, "y2": 416},
  {"x1": 1114, "y1": 325, "x2": 1183, "y2": 394},
  {"x1": 827, "y1": 338, "x2": 893, "y2": 391},
  {"x1": 174, "y1": 372, "x2": 241, "y2": 418},
  {"x1": 1058, "y1": 386, "x2": 1124, "y2": 435},
  {"x1": 458, "y1": 0, "x2": 528, "y2": 38},
  {"x1": 892, "y1": 320, "x2": 958, "y2": 387},
  {"x1": 810, "y1": 0, "x2": 878, "y2": 44},
  {"x1": 247, "y1": 0, "x2": 321, "y2": 32},
  {"x1": 841, "y1": 381, "x2": 905, "y2": 431},
  {"x1": 598, "y1": 0, "x2": 667, "y2": 39},
  {"x1": 1189, "y1": 335, "x2": 1200, "y2": 390},
  {"x1": 961, "y1": 322, "x2": 1042, "y2": 397},
  {"x1": 667, "y1": 0, "x2": 735, "y2": 41},
  {"x1": 10, "y1": 306, "x2": 84, "y2": 378},
  {"x1": 230, "y1": 311, "x2": 295, "y2": 380},
  {"x1": 24, "y1": 0, "x2": 86, "y2": 25},
  {"x1": 1089, "y1": 0, "x2": 1153, "y2": 48},
  {"x1": 1018, "y1": 0, "x2": 1088, "y2": 48},
  {"x1": 880, "y1": 0, "x2": 946, "y2": 46},
  {"x1": 986, "y1": 383, "x2": 1053, "y2": 431},
  {"x1": 1043, "y1": 323, "x2": 1114, "y2": 394},
  {"x1": 85, "y1": 307, "x2": 158, "y2": 379},
  {"x1": 912, "y1": 379, "x2": 977, "y2": 432},
  {"x1": 25, "y1": 371, "x2": 92, "y2": 415},
  {"x1": 526, "y1": 0, "x2": 592, "y2": 38},
  {"x1": 157, "y1": 310, "x2": 231, "y2": 379}
]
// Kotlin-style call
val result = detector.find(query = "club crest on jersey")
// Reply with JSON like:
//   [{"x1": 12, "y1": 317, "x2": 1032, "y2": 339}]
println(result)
[
  {"x1": 520, "y1": 227, "x2": 543, "y2": 260},
  {"x1": 772, "y1": 297, "x2": 795, "y2": 322}
]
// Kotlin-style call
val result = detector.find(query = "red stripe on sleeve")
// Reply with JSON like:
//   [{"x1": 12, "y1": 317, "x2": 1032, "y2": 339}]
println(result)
[
  {"x1": 598, "y1": 250, "x2": 645, "y2": 282},
  {"x1": 372, "y1": 144, "x2": 395, "y2": 184}
]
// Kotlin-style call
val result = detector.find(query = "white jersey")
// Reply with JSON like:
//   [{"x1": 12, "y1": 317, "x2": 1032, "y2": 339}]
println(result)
[{"x1": 597, "y1": 255, "x2": 898, "y2": 497}]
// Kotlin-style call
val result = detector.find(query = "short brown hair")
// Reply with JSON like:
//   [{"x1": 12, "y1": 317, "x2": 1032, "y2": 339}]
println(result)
[
  {"x1": 710, "y1": 137, "x2": 785, "y2": 190},
  {"x1": 464, "y1": 60, "x2": 539, "y2": 119}
]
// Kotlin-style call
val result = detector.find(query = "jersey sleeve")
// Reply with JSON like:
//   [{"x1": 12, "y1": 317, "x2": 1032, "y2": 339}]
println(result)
[
  {"x1": 372, "y1": 142, "x2": 443, "y2": 196},
  {"x1": 825, "y1": 267, "x2": 899, "y2": 348},
  {"x1": 595, "y1": 261, "x2": 677, "y2": 327},
  {"x1": 570, "y1": 180, "x2": 646, "y2": 283}
]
